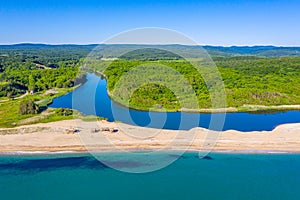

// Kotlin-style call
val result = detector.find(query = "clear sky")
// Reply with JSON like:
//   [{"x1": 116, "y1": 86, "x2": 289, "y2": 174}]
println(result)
[{"x1": 1, "y1": 0, "x2": 300, "y2": 46}]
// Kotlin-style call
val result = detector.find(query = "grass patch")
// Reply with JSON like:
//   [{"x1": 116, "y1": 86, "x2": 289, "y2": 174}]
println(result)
[
  {"x1": 0, "y1": 86, "x2": 79, "y2": 128},
  {"x1": 35, "y1": 98, "x2": 53, "y2": 107},
  {"x1": 34, "y1": 113, "x2": 74, "y2": 124},
  {"x1": 0, "y1": 99, "x2": 36, "y2": 127}
]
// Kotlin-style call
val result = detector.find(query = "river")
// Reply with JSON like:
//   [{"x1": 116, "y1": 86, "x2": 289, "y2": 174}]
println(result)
[{"x1": 50, "y1": 73, "x2": 300, "y2": 131}]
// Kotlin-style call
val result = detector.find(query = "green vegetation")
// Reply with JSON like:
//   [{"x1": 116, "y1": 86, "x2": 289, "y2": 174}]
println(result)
[
  {"x1": 129, "y1": 83, "x2": 180, "y2": 111},
  {"x1": 0, "y1": 86, "x2": 77, "y2": 128},
  {"x1": 0, "y1": 98, "x2": 37, "y2": 127},
  {"x1": 100, "y1": 56, "x2": 300, "y2": 111},
  {"x1": 0, "y1": 44, "x2": 300, "y2": 127},
  {"x1": 19, "y1": 99, "x2": 39, "y2": 114},
  {"x1": 0, "y1": 45, "x2": 89, "y2": 127},
  {"x1": 0, "y1": 45, "x2": 87, "y2": 98},
  {"x1": 103, "y1": 59, "x2": 212, "y2": 110},
  {"x1": 216, "y1": 56, "x2": 300, "y2": 107},
  {"x1": 55, "y1": 108, "x2": 73, "y2": 116}
]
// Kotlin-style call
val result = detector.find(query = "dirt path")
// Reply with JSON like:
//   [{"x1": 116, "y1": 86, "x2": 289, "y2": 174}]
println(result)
[{"x1": 0, "y1": 92, "x2": 29, "y2": 103}]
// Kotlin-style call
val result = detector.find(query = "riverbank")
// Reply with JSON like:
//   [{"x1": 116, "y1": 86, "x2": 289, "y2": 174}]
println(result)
[
  {"x1": 0, "y1": 119, "x2": 300, "y2": 153},
  {"x1": 181, "y1": 104, "x2": 300, "y2": 113}
]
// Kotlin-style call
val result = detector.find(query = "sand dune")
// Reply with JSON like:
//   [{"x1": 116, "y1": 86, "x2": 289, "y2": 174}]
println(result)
[{"x1": 0, "y1": 119, "x2": 300, "y2": 153}]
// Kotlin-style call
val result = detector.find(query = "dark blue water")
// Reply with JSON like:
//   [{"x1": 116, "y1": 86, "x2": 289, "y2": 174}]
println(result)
[
  {"x1": 1, "y1": 153, "x2": 300, "y2": 200},
  {"x1": 50, "y1": 73, "x2": 300, "y2": 131}
]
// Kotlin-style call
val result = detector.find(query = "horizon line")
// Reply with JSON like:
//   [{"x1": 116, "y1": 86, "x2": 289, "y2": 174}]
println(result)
[{"x1": 0, "y1": 42, "x2": 300, "y2": 48}]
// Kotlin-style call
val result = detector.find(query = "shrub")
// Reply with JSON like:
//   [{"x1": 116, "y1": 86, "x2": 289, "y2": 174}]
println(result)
[
  {"x1": 19, "y1": 100, "x2": 40, "y2": 114},
  {"x1": 55, "y1": 108, "x2": 73, "y2": 116}
]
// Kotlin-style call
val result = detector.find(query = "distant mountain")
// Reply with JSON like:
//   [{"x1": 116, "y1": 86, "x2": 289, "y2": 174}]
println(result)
[
  {"x1": 1, "y1": 43, "x2": 300, "y2": 57},
  {"x1": 203, "y1": 46, "x2": 300, "y2": 57}
]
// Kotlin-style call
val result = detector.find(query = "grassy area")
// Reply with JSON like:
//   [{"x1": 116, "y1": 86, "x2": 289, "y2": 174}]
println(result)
[
  {"x1": 0, "y1": 86, "x2": 78, "y2": 128},
  {"x1": 0, "y1": 96, "x2": 8, "y2": 101},
  {"x1": 0, "y1": 99, "x2": 36, "y2": 127}
]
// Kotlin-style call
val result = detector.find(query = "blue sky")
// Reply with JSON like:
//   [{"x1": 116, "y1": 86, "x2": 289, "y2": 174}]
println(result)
[{"x1": 1, "y1": 0, "x2": 300, "y2": 46}]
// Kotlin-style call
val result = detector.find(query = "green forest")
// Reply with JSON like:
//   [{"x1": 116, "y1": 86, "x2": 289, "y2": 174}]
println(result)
[
  {"x1": 216, "y1": 56, "x2": 300, "y2": 107},
  {"x1": 0, "y1": 45, "x2": 89, "y2": 98},
  {"x1": 0, "y1": 44, "x2": 299, "y2": 127},
  {"x1": 101, "y1": 56, "x2": 300, "y2": 111}
]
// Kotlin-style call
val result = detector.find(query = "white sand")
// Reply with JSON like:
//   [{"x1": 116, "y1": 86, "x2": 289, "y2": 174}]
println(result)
[{"x1": 0, "y1": 119, "x2": 300, "y2": 153}]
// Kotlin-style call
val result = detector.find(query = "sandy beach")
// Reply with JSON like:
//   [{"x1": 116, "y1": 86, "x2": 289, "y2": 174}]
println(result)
[{"x1": 0, "y1": 119, "x2": 300, "y2": 153}]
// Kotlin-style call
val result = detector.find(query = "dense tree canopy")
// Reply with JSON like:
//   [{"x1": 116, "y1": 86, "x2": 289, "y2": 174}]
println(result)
[
  {"x1": 102, "y1": 56, "x2": 300, "y2": 110},
  {"x1": 0, "y1": 46, "x2": 87, "y2": 98}
]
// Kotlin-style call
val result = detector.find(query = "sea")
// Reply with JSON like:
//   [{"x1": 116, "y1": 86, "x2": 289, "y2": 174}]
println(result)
[{"x1": 1, "y1": 152, "x2": 300, "y2": 200}]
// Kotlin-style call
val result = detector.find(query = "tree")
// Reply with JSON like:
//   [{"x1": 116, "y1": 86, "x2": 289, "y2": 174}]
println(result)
[
  {"x1": 19, "y1": 100, "x2": 40, "y2": 114},
  {"x1": 28, "y1": 74, "x2": 35, "y2": 92}
]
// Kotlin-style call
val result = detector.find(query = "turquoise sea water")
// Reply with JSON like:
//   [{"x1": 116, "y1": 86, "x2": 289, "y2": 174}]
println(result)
[{"x1": 1, "y1": 153, "x2": 300, "y2": 200}]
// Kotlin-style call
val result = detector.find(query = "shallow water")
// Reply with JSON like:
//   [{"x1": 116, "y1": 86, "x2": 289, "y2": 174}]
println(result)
[
  {"x1": 1, "y1": 153, "x2": 300, "y2": 200},
  {"x1": 50, "y1": 73, "x2": 300, "y2": 131}
]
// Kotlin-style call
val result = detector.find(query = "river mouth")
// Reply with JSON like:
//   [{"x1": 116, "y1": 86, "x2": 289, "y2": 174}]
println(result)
[{"x1": 50, "y1": 73, "x2": 300, "y2": 132}]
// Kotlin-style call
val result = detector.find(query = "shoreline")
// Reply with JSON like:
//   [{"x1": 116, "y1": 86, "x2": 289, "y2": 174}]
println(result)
[
  {"x1": 1, "y1": 119, "x2": 300, "y2": 154},
  {"x1": 1, "y1": 149, "x2": 299, "y2": 156}
]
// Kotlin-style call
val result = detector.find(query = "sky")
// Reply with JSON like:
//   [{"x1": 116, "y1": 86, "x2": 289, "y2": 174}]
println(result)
[{"x1": 0, "y1": 0, "x2": 300, "y2": 46}]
